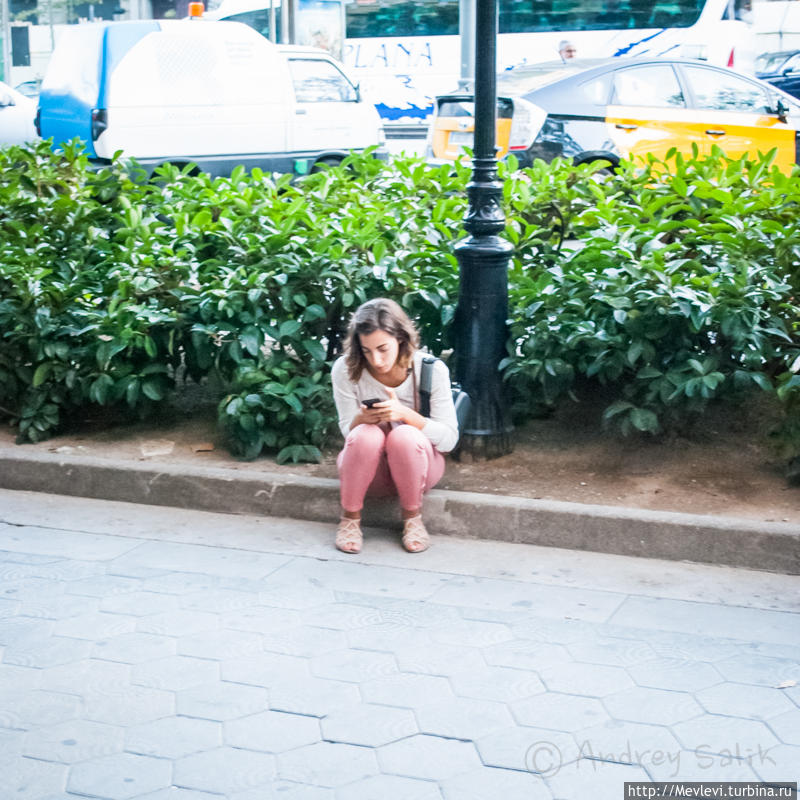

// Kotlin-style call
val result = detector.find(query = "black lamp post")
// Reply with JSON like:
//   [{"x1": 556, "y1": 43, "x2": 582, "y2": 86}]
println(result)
[{"x1": 453, "y1": 0, "x2": 514, "y2": 460}]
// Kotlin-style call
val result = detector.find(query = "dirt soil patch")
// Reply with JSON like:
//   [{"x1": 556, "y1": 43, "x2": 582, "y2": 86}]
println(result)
[{"x1": 2, "y1": 384, "x2": 798, "y2": 526}]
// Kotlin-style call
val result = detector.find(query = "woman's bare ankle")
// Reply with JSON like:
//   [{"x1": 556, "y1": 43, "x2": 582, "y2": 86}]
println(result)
[
  {"x1": 402, "y1": 508, "x2": 421, "y2": 520},
  {"x1": 342, "y1": 509, "x2": 361, "y2": 520}
]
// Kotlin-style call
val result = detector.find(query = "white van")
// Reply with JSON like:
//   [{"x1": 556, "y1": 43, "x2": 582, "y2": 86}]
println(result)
[{"x1": 36, "y1": 19, "x2": 385, "y2": 176}]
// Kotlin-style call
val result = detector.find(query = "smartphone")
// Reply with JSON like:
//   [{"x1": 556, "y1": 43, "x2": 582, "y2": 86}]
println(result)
[{"x1": 363, "y1": 398, "x2": 382, "y2": 408}]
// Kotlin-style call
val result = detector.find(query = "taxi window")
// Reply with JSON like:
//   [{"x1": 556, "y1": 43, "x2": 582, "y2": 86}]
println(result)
[
  {"x1": 683, "y1": 66, "x2": 771, "y2": 114},
  {"x1": 580, "y1": 73, "x2": 613, "y2": 106},
  {"x1": 288, "y1": 58, "x2": 358, "y2": 103},
  {"x1": 613, "y1": 65, "x2": 685, "y2": 108}
]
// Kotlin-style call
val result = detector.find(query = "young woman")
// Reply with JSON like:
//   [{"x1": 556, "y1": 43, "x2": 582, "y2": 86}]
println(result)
[{"x1": 331, "y1": 298, "x2": 459, "y2": 554}]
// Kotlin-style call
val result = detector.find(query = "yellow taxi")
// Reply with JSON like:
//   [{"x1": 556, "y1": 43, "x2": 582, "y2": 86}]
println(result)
[{"x1": 428, "y1": 58, "x2": 800, "y2": 172}]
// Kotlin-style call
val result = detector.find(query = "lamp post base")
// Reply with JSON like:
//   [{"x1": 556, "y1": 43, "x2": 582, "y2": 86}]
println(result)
[{"x1": 453, "y1": 430, "x2": 513, "y2": 462}]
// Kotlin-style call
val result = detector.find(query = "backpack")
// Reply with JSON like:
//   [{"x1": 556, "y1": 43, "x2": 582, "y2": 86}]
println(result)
[{"x1": 418, "y1": 356, "x2": 472, "y2": 436}]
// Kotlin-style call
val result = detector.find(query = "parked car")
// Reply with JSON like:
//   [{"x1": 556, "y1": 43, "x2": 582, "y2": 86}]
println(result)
[
  {"x1": 755, "y1": 49, "x2": 800, "y2": 101},
  {"x1": 428, "y1": 58, "x2": 800, "y2": 174},
  {"x1": 0, "y1": 80, "x2": 38, "y2": 147},
  {"x1": 37, "y1": 18, "x2": 385, "y2": 177}
]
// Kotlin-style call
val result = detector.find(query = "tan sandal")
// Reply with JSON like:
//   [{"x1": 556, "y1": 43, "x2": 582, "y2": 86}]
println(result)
[
  {"x1": 401, "y1": 515, "x2": 430, "y2": 553},
  {"x1": 336, "y1": 517, "x2": 363, "y2": 554}
]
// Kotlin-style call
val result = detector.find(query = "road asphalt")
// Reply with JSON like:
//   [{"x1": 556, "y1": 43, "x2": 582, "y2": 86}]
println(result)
[{"x1": 0, "y1": 488, "x2": 798, "y2": 799}]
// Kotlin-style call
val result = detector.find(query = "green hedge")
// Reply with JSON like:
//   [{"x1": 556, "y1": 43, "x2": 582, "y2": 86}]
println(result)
[{"x1": 1, "y1": 141, "x2": 798, "y2": 462}]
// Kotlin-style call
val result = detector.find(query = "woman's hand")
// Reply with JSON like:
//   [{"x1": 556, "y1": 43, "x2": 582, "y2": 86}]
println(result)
[{"x1": 371, "y1": 388, "x2": 408, "y2": 423}]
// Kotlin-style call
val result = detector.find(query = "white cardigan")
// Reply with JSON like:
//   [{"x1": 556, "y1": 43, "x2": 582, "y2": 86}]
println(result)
[{"x1": 331, "y1": 350, "x2": 460, "y2": 453}]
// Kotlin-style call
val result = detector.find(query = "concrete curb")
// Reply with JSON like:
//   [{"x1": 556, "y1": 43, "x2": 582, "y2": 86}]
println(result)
[{"x1": 1, "y1": 447, "x2": 797, "y2": 574}]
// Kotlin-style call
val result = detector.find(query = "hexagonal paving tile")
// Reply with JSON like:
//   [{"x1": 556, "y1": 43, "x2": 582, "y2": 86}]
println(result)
[
  {"x1": 82, "y1": 684, "x2": 175, "y2": 726},
  {"x1": 310, "y1": 649, "x2": 398, "y2": 683},
  {"x1": 68, "y1": 752, "x2": 171, "y2": 799},
  {"x1": 0, "y1": 663, "x2": 42, "y2": 692},
  {"x1": 137, "y1": 609, "x2": 220, "y2": 637},
  {"x1": 645, "y1": 748, "x2": 759, "y2": 781},
  {"x1": 178, "y1": 629, "x2": 264, "y2": 660},
  {"x1": 177, "y1": 681, "x2": 268, "y2": 721},
  {"x1": 181, "y1": 588, "x2": 260, "y2": 613},
  {"x1": 4, "y1": 635, "x2": 91, "y2": 668},
  {"x1": 336, "y1": 774, "x2": 443, "y2": 800},
  {"x1": 475, "y1": 726, "x2": 581, "y2": 773},
  {"x1": 54, "y1": 612, "x2": 137, "y2": 641},
  {"x1": 483, "y1": 640, "x2": 571, "y2": 671},
  {"x1": 394, "y1": 639, "x2": 487, "y2": 677},
  {"x1": 42, "y1": 659, "x2": 130, "y2": 695},
  {"x1": 100, "y1": 591, "x2": 182, "y2": 616},
  {"x1": 321, "y1": 704, "x2": 417, "y2": 746},
  {"x1": 221, "y1": 651, "x2": 311, "y2": 687},
  {"x1": 360, "y1": 673, "x2": 453, "y2": 709},
  {"x1": 572, "y1": 719, "x2": 681, "y2": 768},
  {"x1": 174, "y1": 747, "x2": 276, "y2": 794},
  {"x1": 546, "y1": 757, "x2": 650, "y2": 800},
  {"x1": 261, "y1": 626, "x2": 348, "y2": 658},
  {"x1": 538, "y1": 661, "x2": 633, "y2": 697},
  {"x1": 767, "y1": 708, "x2": 800, "y2": 745},
  {"x1": 0, "y1": 689, "x2": 81, "y2": 730},
  {"x1": 134, "y1": 790, "x2": 222, "y2": 800},
  {"x1": 440, "y1": 765, "x2": 551, "y2": 800},
  {"x1": 23, "y1": 719, "x2": 124, "y2": 763},
  {"x1": 132, "y1": 655, "x2": 220, "y2": 691},
  {"x1": 277, "y1": 741, "x2": 379, "y2": 787},
  {"x1": 3, "y1": 756, "x2": 67, "y2": 800},
  {"x1": 627, "y1": 658, "x2": 724, "y2": 693},
  {"x1": 415, "y1": 696, "x2": 514, "y2": 740},
  {"x1": 230, "y1": 781, "x2": 334, "y2": 800},
  {"x1": 695, "y1": 682, "x2": 795, "y2": 720},
  {"x1": 293, "y1": 602, "x2": 381, "y2": 631},
  {"x1": 91, "y1": 632, "x2": 176, "y2": 664},
  {"x1": 566, "y1": 638, "x2": 657, "y2": 667},
  {"x1": 715, "y1": 654, "x2": 800, "y2": 687},
  {"x1": 268, "y1": 675, "x2": 360, "y2": 717},
  {"x1": 602, "y1": 686, "x2": 703, "y2": 726},
  {"x1": 428, "y1": 619, "x2": 513, "y2": 649},
  {"x1": 225, "y1": 709, "x2": 321, "y2": 752},
  {"x1": 672, "y1": 714, "x2": 780, "y2": 756},
  {"x1": 221, "y1": 606, "x2": 304, "y2": 634},
  {"x1": 750, "y1": 743, "x2": 800, "y2": 783},
  {"x1": 511, "y1": 692, "x2": 609, "y2": 732},
  {"x1": 377, "y1": 734, "x2": 482, "y2": 780},
  {"x1": 126, "y1": 716, "x2": 221, "y2": 759},
  {"x1": 449, "y1": 666, "x2": 545, "y2": 704}
]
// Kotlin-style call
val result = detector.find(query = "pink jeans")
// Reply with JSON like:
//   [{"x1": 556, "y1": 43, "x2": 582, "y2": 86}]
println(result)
[{"x1": 337, "y1": 424, "x2": 446, "y2": 513}]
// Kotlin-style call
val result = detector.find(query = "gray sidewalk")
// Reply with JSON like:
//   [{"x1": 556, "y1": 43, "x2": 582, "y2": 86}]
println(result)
[{"x1": 0, "y1": 487, "x2": 798, "y2": 799}]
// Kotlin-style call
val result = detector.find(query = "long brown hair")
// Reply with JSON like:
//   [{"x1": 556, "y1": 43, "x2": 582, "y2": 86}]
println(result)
[{"x1": 344, "y1": 298, "x2": 420, "y2": 382}]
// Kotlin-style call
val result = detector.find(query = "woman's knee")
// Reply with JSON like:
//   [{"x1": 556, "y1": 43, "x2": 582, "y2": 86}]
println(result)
[
  {"x1": 345, "y1": 423, "x2": 387, "y2": 452},
  {"x1": 386, "y1": 424, "x2": 427, "y2": 454}
]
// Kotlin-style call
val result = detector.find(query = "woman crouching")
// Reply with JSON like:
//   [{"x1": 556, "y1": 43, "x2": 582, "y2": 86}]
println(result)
[{"x1": 331, "y1": 298, "x2": 459, "y2": 554}]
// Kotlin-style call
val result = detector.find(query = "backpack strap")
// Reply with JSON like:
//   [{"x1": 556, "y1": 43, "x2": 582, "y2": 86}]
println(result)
[{"x1": 419, "y1": 356, "x2": 436, "y2": 418}]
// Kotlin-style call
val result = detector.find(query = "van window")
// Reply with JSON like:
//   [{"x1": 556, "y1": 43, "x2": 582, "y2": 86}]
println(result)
[{"x1": 288, "y1": 58, "x2": 358, "y2": 102}]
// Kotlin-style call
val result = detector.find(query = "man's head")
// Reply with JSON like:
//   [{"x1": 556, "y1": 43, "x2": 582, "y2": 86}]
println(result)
[{"x1": 559, "y1": 40, "x2": 577, "y2": 60}]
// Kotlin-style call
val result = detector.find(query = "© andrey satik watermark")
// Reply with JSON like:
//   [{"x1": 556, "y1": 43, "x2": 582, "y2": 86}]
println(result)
[{"x1": 524, "y1": 739, "x2": 778, "y2": 779}]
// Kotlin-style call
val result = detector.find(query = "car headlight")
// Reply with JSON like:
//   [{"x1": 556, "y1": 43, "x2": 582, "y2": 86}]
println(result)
[{"x1": 508, "y1": 97, "x2": 546, "y2": 151}]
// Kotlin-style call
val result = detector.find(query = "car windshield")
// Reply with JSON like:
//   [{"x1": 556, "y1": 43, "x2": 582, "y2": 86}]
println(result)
[
  {"x1": 756, "y1": 51, "x2": 795, "y2": 74},
  {"x1": 497, "y1": 59, "x2": 609, "y2": 94}
]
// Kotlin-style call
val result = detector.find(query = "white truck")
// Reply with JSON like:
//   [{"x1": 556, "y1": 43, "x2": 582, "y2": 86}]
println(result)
[{"x1": 36, "y1": 17, "x2": 386, "y2": 176}]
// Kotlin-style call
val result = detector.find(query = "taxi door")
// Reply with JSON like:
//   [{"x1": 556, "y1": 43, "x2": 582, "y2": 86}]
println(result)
[
  {"x1": 604, "y1": 63, "x2": 704, "y2": 164},
  {"x1": 678, "y1": 64, "x2": 796, "y2": 173}
]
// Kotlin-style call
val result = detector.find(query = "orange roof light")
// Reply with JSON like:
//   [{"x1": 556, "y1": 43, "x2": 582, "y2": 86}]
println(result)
[{"x1": 188, "y1": 2, "x2": 204, "y2": 17}]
